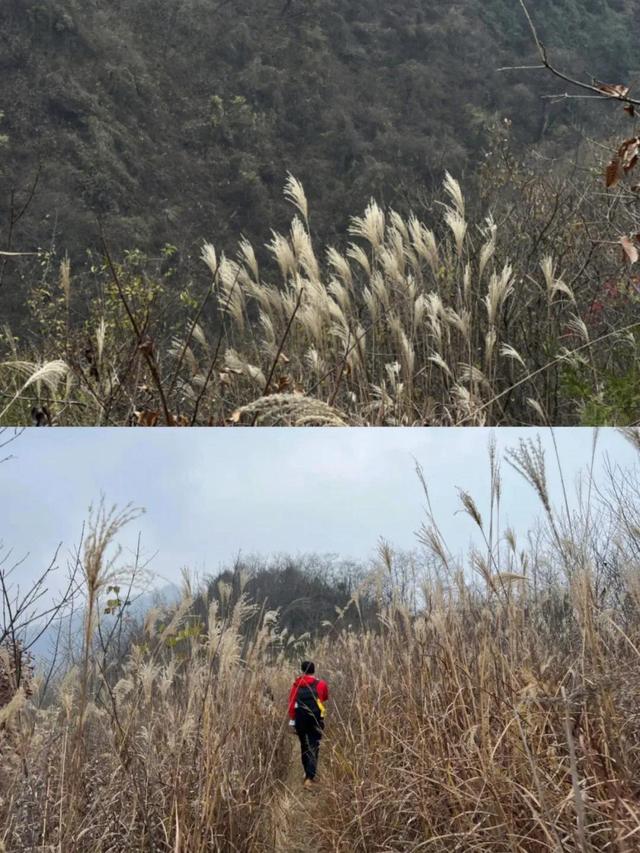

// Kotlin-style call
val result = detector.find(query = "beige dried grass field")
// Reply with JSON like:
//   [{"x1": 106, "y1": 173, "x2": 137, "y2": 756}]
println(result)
[{"x1": 2, "y1": 434, "x2": 640, "y2": 851}]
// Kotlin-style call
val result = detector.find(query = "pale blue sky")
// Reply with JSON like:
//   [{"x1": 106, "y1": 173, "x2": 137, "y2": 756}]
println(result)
[{"x1": 0, "y1": 428, "x2": 635, "y2": 596}]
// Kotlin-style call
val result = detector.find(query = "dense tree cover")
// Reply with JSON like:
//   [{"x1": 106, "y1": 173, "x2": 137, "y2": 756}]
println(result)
[
  {"x1": 202, "y1": 554, "x2": 378, "y2": 640},
  {"x1": 1, "y1": 0, "x2": 636, "y2": 295},
  {"x1": 2, "y1": 0, "x2": 639, "y2": 426}
]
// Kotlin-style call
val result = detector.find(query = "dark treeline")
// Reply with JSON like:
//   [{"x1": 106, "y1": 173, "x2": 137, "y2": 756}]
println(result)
[
  {"x1": 200, "y1": 553, "x2": 382, "y2": 637},
  {"x1": 101, "y1": 551, "x2": 411, "y2": 684},
  {"x1": 2, "y1": 551, "x2": 384, "y2": 705}
]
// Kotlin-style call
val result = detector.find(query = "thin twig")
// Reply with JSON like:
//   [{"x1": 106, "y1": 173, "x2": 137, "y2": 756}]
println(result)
[
  {"x1": 100, "y1": 228, "x2": 173, "y2": 426},
  {"x1": 259, "y1": 286, "x2": 304, "y2": 398},
  {"x1": 189, "y1": 267, "x2": 243, "y2": 426},
  {"x1": 167, "y1": 269, "x2": 217, "y2": 400},
  {"x1": 456, "y1": 319, "x2": 640, "y2": 426},
  {"x1": 517, "y1": 0, "x2": 640, "y2": 106}
]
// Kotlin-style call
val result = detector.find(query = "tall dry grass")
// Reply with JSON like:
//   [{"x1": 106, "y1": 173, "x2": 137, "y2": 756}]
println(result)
[
  {"x1": 3, "y1": 169, "x2": 637, "y2": 426},
  {"x1": 307, "y1": 434, "x2": 640, "y2": 851},
  {"x1": 0, "y1": 539, "x2": 296, "y2": 852},
  {"x1": 312, "y1": 587, "x2": 640, "y2": 851},
  {"x1": 2, "y1": 432, "x2": 640, "y2": 851},
  {"x1": 180, "y1": 174, "x2": 589, "y2": 426}
]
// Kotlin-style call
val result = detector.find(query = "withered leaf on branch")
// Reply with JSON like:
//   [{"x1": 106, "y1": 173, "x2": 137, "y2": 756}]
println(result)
[
  {"x1": 624, "y1": 104, "x2": 636, "y2": 118},
  {"x1": 606, "y1": 137, "x2": 640, "y2": 187},
  {"x1": 606, "y1": 158, "x2": 621, "y2": 188},
  {"x1": 275, "y1": 375, "x2": 292, "y2": 393},
  {"x1": 620, "y1": 138, "x2": 640, "y2": 171},
  {"x1": 594, "y1": 80, "x2": 630, "y2": 99},
  {"x1": 134, "y1": 409, "x2": 160, "y2": 426},
  {"x1": 620, "y1": 235, "x2": 639, "y2": 265}
]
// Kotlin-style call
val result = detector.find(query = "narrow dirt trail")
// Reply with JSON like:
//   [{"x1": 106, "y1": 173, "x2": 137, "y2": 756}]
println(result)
[{"x1": 271, "y1": 741, "x2": 324, "y2": 852}]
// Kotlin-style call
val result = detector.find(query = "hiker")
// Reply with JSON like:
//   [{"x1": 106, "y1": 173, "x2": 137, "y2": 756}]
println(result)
[{"x1": 288, "y1": 660, "x2": 329, "y2": 789}]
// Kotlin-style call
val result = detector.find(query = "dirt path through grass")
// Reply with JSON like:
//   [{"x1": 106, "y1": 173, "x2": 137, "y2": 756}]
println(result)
[{"x1": 271, "y1": 738, "x2": 325, "y2": 853}]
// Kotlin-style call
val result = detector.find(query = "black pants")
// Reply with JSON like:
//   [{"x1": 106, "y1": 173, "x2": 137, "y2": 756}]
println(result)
[{"x1": 296, "y1": 723, "x2": 322, "y2": 780}]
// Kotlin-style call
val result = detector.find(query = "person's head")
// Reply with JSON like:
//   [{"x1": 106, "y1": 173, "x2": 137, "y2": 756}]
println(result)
[{"x1": 301, "y1": 660, "x2": 315, "y2": 675}]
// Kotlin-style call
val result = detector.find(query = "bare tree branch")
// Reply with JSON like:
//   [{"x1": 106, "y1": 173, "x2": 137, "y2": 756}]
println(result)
[{"x1": 514, "y1": 1, "x2": 640, "y2": 107}]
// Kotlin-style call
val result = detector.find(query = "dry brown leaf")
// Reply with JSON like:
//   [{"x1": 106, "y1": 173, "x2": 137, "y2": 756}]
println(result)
[
  {"x1": 275, "y1": 375, "x2": 292, "y2": 393},
  {"x1": 606, "y1": 157, "x2": 621, "y2": 188},
  {"x1": 606, "y1": 138, "x2": 640, "y2": 187},
  {"x1": 619, "y1": 137, "x2": 640, "y2": 172},
  {"x1": 595, "y1": 80, "x2": 630, "y2": 99},
  {"x1": 134, "y1": 410, "x2": 160, "y2": 426},
  {"x1": 620, "y1": 235, "x2": 639, "y2": 265}
]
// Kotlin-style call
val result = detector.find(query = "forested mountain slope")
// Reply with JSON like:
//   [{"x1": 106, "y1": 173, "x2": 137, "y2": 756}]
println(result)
[{"x1": 1, "y1": 0, "x2": 637, "y2": 265}]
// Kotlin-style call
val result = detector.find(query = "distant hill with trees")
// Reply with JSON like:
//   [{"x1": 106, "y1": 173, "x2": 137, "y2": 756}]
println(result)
[
  {"x1": 1, "y1": 0, "x2": 636, "y2": 268},
  {"x1": 2, "y1": 0, "x2": 639, "y2": 426}
]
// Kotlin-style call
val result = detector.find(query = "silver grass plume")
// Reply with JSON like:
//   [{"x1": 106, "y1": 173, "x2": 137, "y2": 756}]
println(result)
[{"x1": 284, "y1": 173, "x2": 309, "y2": 227}]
